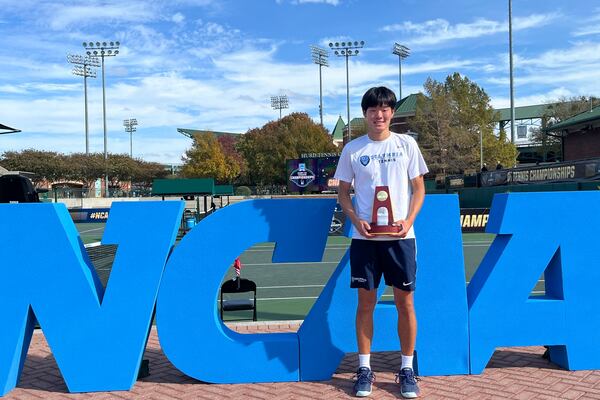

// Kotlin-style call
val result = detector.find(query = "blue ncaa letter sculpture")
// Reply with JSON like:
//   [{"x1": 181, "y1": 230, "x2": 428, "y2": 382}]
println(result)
[
  {"x1": 0, "y1": 201, "x2": 183, "y2": 394},
  {"x1": 468, "y1": 192, "x2": 600, "y2": 372},
  {"x1": 1, "y1": 192, "x2": 599, "y2": 395},
  {"x1": 299, "y1": 194, "x2": 470, "y2": 380},
  {"x1": 156, "y1": 198, "x2": 336, "y2": 383}
]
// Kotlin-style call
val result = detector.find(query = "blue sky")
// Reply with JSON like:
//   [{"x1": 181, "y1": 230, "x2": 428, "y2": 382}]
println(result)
[{"x1": 0, "y1": 0, "x2": 598, "y2": 164}]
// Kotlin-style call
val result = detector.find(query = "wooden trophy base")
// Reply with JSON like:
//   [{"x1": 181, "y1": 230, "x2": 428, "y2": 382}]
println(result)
[{"x1": 368, "y1": 224, "x2": 401, "y2": 235}]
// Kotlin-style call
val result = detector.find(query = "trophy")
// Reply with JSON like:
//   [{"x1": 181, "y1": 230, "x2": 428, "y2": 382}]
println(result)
[{"x1": 367, "y1": 186, "x2": 401, "y2": 235}]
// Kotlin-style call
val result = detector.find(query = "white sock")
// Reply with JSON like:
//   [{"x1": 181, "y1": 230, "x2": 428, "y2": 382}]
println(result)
[
  {"x1": 401, "y1": 354, "x2": 413, "y2": 370},
  {"x1": 358, "y1": 354, "x2": 371, "y2": 370}
]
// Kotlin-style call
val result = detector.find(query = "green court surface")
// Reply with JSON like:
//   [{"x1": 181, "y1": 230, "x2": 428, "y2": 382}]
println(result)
[
  {"x1": 76, "y1": 223, "x2": 105, "y2": 244},
  {"x1": 76, "y1": 223, "x2": 542, "y2": 322}
]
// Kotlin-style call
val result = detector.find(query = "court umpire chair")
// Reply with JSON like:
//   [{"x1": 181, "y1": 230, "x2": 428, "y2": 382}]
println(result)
[{"x1": 220, "y1": 278, "x2": 257, "y2": 321}]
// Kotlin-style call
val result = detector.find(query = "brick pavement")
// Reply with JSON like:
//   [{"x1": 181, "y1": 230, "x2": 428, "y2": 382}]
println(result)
[{"x1": 5, "y1": 322, "x2": 600, "y2": 400}]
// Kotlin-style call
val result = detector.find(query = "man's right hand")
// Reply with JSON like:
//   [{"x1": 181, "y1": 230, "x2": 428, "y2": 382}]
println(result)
[{"x1": 354, "y1": 219, "x2": 374, "y2": 238}]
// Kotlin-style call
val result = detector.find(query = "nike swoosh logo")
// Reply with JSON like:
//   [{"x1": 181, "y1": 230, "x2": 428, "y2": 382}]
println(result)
[{"x1": 402, "y1": 281, "x2": 413, "y2": 286}]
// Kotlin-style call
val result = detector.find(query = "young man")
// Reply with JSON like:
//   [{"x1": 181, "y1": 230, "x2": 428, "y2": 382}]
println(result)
[{"x1": 334, "y1": 87, "x2": 428, "y2": 398}]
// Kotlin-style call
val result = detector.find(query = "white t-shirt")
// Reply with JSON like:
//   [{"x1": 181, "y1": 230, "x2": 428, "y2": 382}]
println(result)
[{"x1": 334, "y1": 132, "x2": 429, "y2": 240}]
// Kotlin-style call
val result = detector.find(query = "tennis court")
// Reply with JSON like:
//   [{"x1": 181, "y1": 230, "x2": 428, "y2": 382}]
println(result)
[{"x1": 77, "y1": 221, "x2": 526, "y2": 321}]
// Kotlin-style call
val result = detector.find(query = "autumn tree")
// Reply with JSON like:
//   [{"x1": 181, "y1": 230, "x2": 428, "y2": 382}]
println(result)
[
  {"x1": 237, "y1": 112, "x2": 338, "y2": 185},
  {"x1": 217, "y1": 134, "x2": 246, "y2": 182},
  {"x1": 411, "y1": 73, "x2": 517, "y2": 175},
  {"x1": 180, "y1": 132, "x2": 239, "y2": 182}
]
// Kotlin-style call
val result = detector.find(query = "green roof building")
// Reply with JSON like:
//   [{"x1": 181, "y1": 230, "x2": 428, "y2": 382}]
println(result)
[
  {"x1": 544, "y1": 106, "x2": 600, "y2": 161},
  {"x1": 177, "y1": 128, "x2": 241, "y2": 139},
  {"x1": 331, "y1": 116, "x2": 345, "y2": 146}
]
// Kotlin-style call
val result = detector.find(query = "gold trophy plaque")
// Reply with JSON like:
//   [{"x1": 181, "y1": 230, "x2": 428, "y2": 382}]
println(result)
[{"x1": 367, "y1": 186, "x2": 401, "y2": 235}]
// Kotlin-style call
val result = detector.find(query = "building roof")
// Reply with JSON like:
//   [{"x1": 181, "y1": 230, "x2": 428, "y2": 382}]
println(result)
[
  {"x1": 177, "y1": 128, "x2": 241, "y2": 139},
  {"x1": 331, "y1": 116, "x2": 345, "y2": 142},
  {"x1": 0, "y1": 123, "x2": 21, "y2": 134},
  {"x1": 349, "y1": 117, "x2": 365, "y2": 127},
  {"x1": 493, "y1": 104, "x2": 555, "y2": 122},
  {"x1": 394, "y1": 93, "x2": 419, "y2": 116},
  {"x1": 545, "y1": 105, "x2": 600, "y2": 132}
]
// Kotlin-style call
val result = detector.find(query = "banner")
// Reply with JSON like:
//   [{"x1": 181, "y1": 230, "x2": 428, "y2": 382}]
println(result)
[
  {"x1": 481, "y1": 158, "x2": 600, "y2": 186},
  {"x1": 69, "y1": 208, "x2": 110, "y2": 223},
  {"x1": 287, "y1": 156, "x2": 340, "y2": 193},
  {"x1": 460, "y1": 208, "x2": 489, "y2": 233}
]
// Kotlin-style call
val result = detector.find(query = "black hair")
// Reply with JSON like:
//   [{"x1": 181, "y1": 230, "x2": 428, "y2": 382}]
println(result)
[{"x1": 361, "y1": 86, "x2": 397, "y2": 113}]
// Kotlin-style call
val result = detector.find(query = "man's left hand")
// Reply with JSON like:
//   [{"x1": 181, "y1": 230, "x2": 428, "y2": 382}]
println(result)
[{"x1": 391, "y1": 219, "x2": 411, "y2": 238}]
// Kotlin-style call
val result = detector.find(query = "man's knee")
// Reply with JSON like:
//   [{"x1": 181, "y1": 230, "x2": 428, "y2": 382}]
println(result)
[
  {"x1": 394, "y1": 290, "x2": 415, "y2": 313},
  {"x1": 357, "y1": 289, "x2": 377, "y2": 313}
]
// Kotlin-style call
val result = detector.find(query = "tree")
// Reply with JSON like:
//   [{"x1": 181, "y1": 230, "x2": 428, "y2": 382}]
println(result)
[
  {"x1": 0, "y1": 149, "x2": 67, "y2": 186},
  {"x1": 411, "y1": 73, "x2": 517, "y2": 175},
  {"x1": 217, "y1": 134, "x2": 246, "y2": 183},
  {"x1": 1, "y1": 150, "x2": 168, "y2": 191},
  {"x1": 529, "y1": 96, "x2": 600, "y2": 161},
  {"x1": 64, "y1": 153, "x2": 105, "y2": 189},
  {"x1": 180, "y1": 132, "x2": 238, "y2": 182},
  {"x1": 132, "y1": 160, "x2": 168, "y2": 187},
  {"x1": 237, "y1": 112, "x2": 338, "y2": 185}
]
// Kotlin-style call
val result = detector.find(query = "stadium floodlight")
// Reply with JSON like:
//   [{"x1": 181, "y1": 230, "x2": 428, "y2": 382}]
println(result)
[
  {"x1": 508, "y1": 0, "x2": 516, "y2": 143},
  {"x1": 329, "y1": 39, "x2": 365, "y2": 145},
  {"x1": 123, "y1": 118, "x2": 138, "y2": 158},
  {"x1": 392, "y1": 43, "x2": 410, "y2": 100},
  {"x1": 271, "y1": 95, "x2": 289, "y2": 119},
  {"x1": 67, "y1": 54, "x2": 99, "y2": 155},
  {"x1": 310, "y1": 45, "x2": 329, "y2": 126},
  {"x1": 83, "y1": 40, "x2": 120, "y2": 197}
]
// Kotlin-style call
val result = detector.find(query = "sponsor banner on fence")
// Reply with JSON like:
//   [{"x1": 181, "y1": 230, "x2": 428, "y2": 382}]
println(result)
[
  {"x1": 69, "y1": 208, "x2": 110, "y2": 223},
  {"x1": 481, "y1": 158, "x2": 600, "y2": 186},
  {"x1": 460, "y1": 208, "x2": 490, "y2": 233}
]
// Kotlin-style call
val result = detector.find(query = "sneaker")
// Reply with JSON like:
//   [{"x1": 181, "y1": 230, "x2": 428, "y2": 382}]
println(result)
[
  {"x1": 396, "y1": 367, "x2": 420, "y2": 398},
  {"x1": 353, "y1": 367, "x2": 375, "y2": 397}
]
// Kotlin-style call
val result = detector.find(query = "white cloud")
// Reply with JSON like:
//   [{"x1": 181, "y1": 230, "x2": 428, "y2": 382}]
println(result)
[
  {"x1": 571, "y1": 9, "x2": 600, "y2": 37},
  {"x1": 277, "y1": 0, "x2": 340, "y2": 5},
  {"x1": 296, "y1": 0, "x2": 340, "y2": 5},
  {"x1": 573, "y1": 26, "x2": 600, "y2": 37},
  {"x1": 381, "y1": 13, "x2": 559, "y2": 46},
  {"x1": 490, "y1": 87, "x2": 578, "y2": 109},
  {"x1": 172, "y1": 13, "x2": 185, "y2": 24},
  {"x1": 46, "y1": 3, "x2": 159, "y2": 30}
]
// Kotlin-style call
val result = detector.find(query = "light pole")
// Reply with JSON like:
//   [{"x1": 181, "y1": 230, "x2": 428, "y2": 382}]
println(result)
[
  {"x1": 310, "y1": 45, "x2": 329, "y2": 126},
  {"x1": 329, "y1": 40, "x2": 364, "y2": 145},
  {"x1": 82, "y1": 40, "x2": 120, "y2": 197},
  {"x1": 67, "y1": 54, "x2": 99, "y2": 155},
  {"x1": 123, "y1": 119, "x2": 138, "y2": 158},
  {"x1": 392, "y1": 43, "x2": 410, "y2": 100},
  {"x1": 480, "y1": 130, "x2": 484, "y2": 171},
  {"x1": 509, "y1": 0, "x2": 516, "y2": 143},
  {"x1": 271, "y1": 95, "x2": 289, "y2": 119}
]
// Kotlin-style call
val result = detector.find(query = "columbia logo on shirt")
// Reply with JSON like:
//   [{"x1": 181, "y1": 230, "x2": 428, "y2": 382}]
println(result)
[{"x1": 359, "y1": 152, "x2": 404, "y2": 166}]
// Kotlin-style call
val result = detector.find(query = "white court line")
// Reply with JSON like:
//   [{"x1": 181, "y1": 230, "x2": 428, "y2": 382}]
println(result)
[
  {"x1": 244, "y1": 262, "x2": 338, "y2": 266},
  {"x1": 255, "y1": 290, "x2": 546, "y2": 301},
  {"x1": 246, "y1": 243, "x2": 492, "y2": 252},
  {"x1": 259, "y1": 284, "x2": 325, "y2": 289},
  {"x1": 80, "y1": 227, "x2": 105, "y2": 234}
]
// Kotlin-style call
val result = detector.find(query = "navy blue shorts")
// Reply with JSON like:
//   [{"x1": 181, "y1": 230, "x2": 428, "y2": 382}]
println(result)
[{"x1": 350, "y1": 239, "x2": 417, "y2": 291}]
